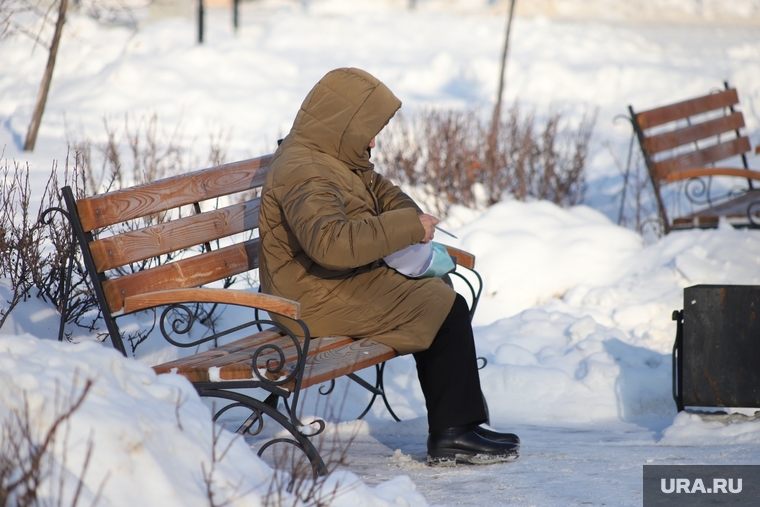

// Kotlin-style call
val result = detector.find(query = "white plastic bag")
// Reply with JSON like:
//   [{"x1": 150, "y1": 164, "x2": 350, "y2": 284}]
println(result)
[{"x1": 383, "y1": 242, "x2": 455, "y2": 278}]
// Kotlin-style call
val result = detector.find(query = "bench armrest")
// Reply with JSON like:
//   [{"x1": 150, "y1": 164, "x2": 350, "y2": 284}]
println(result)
[
  {"x1": 444, "y1": 245, "x2": 475, "y2": 270},
  {"x1": 124, "y1": 288, "x2": 301, "y2": 320}
]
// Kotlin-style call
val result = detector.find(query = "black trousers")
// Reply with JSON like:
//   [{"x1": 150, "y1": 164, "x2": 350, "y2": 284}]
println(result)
[{"x1": 413, "y1": 293, "x2": 488, "y2": 432}]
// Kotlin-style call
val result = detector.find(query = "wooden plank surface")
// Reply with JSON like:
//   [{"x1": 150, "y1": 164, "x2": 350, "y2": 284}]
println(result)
[
  {"x1": 154, "y1": 332, "x2": 396, "y2": 389},
  {"x1": 209, "y1": 336, "x2": 353, "y2": 382},
  {"x1": 77, "y1": 155, "x2": 272, "y2": 232},
  {"x1": 152, "y1": 328, "x2": 285, "y2": 377},
  {"x1": 296, "y1": 339, "x2": 397, "y2": 390},
  {"x1": 634, "y1": 89, "x2": 739, "y2": 130},
  {"x1": 190, "y1": 334, "x2": 304, "y2": 382},
  {"x1": 152, "y1": 334, "x2": 370, "y2": 384},
  {"x1": 103, "y1": 240, "x2": 259, "y2": 312},
  {"x1": 652, "y1": 137, "x2": 751, "y2": 181},
  {"x1": 444, "y1": 245, "x2": 475, "y2": 270},
  {"x1": 90, "y1": 198, "x2": 260, "y2": 272},
  {"x1": 642, "y1": 112, "x2": 745, "y2": 155}
]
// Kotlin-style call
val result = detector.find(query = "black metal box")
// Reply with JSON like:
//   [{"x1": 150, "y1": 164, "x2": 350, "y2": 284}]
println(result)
[{"x1": 673, "y1": 285, "x2": 760, "y2": 411}]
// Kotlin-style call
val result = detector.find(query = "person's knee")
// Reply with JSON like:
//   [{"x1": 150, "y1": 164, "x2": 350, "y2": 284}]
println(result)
[
  {"x1": 452, "y1": 293, "x2": 470, "y2": 317},
  {"x1": 443, "y1": 293, "x2": 470, "y2": 326}
]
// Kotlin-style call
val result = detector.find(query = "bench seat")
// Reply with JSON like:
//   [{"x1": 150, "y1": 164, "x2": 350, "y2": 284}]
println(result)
[{"x1": 154, "y1": 331, "x2": 396, "y2": 389}]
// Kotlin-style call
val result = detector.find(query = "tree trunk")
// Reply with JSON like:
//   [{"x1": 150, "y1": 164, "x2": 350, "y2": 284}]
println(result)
[
  {"x1": 485, "y1": 0, "x2": 517, "y2": 175},
  {"x1": 24, "y1": 0, "x2": 68, "y2": 151}
]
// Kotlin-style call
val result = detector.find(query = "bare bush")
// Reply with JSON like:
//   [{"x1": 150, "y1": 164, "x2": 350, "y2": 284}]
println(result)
[
  {"x1": 376, "y1": 103, "x2": 597, "y2": 216},
  {"x1": 1, "y1": 114, "x2": 233, "y2": 351},
  {"x1": 68, "y1": 113, "x2": 193, "y2": 196},
  {"x1": 260, "y1": 422, "x2": 355, "y2": 507},
  {"x1": 0, "y1": 377, "x2": 102, "y2": 507},
  {"x1": 201, "y1": 425, "x2": 254, "y2": 507},
  {"x1": 0, "y1": 158, "x2": 36, "y2": 329},
  {"x1": 0, "y1": 156, "x2": 91, "y2": 333}
]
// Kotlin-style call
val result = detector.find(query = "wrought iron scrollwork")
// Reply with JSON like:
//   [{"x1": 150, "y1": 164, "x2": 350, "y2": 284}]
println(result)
[
  {"x1": 159, "y1": 304, "x2": 199, "y2": 346},
  {"x1": 247, "y1": 320, "x2": 306, "y2": 391},
  {"x1": 684, "y1": 177, "x2": 712, "y2": 206},
  {"x1": 41, "y1": 206, "x2": 72, "y2": 225},
  {"x1": 318, "y1": 379, "x2": 336, "y2": 396},
  {"x1": 161, "y1": 302, "x2": 318, "y2": 439}
]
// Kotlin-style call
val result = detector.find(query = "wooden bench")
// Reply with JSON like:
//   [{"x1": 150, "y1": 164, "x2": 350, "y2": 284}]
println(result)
[
  {"x1": 629, "y1": 83, "x2": 760, "y2": 233},
  {"x1": 58, "y1": 154, "x2": 482, "y2": 476}
]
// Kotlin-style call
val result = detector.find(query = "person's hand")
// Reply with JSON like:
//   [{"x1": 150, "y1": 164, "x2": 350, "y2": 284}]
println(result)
[{"x1": 418, "y1": 213, "x2": 439, "y2": 244}]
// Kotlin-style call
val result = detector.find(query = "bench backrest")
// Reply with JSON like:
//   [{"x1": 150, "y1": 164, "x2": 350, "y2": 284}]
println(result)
[
  {"x1": 62, "y1": 154, "x2": 477, "y2": 355},
  {"x1": 62, "y1": 155, "x2": 273, "y2": 353},
  {"x1": 628, "y1": 85, "x2": 752, "y2": 231}
]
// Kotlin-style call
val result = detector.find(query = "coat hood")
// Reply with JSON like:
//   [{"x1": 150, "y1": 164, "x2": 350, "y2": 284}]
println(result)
[{"x1": 288, "y1": 67, "x2": 402, "y2": 170}]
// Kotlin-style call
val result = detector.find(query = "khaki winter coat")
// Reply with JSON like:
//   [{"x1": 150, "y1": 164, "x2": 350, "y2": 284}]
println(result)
[{"x1": 258, "y1": 68, "x2": 456, "y2": 355}]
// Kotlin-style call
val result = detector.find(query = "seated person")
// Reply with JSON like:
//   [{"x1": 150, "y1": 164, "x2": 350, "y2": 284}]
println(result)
[{"x1": 258, "y1": 67, "x2": 519, "y2": 465}]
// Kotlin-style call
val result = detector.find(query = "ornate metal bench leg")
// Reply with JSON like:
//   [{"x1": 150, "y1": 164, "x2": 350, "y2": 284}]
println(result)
[
  {"x1": 349, "y1": 362, "x2": 401, "y2": 422},
  {"x1": 196, "y1": 388, "x2": 328, "y2": 477},
  {"x1": 375, "y1": 362, "x2": 402, "y2": 422}
]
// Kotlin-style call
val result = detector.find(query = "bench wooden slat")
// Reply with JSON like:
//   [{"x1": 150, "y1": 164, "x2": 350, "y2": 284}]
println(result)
[
  {"x1": 90, "y1": 198, "x2": 260, "y2": 272},
  {"x1": 171, "y1": 335, "x2": 301, "y2": 382},
  {"x1": 153, "y1": 328, "x2": 285, "y2": 376},
  {"x1": 652, "y1": 136, "x2": 751, "y2": 181},
  {"x1": 185, "y1": 335, "x2": 339, "y2": 372},
  {"x1": 77, "y1": 156, "x2": 272, "y2": 232},
  {"x1": 293, "y1": 339, "x2": 397, "y2": 391},
  {"x1": 104, "y1": 240, "x2": 259, "y2": 312},
  {"x1": 204, "y1": 336, "x2": 354, "y2": 382},
  {"x1": 642, "y1": 112, "x2": 745, "y2": 155},
  {"x1": 152, "y1": 335, "x2": 374, "y2": 383},
  {"x1": 635, "y1": 89, "x2": 739, "y2": 129}
]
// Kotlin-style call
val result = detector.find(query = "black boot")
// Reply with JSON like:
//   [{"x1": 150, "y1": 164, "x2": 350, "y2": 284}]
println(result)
[
  {"x1": 471, "y1": 425, "x2": 520, "y2": 445},
  {"x1": 427, "y1": 427, "x2": 519, "y2": 466}
]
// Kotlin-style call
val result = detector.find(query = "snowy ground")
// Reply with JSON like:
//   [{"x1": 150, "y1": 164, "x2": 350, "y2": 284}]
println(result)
[
  {"x1": 3, "y1": 1, "x2": 760, "y2": 506},
  {"x1": 318, "y1": 419, "x2": 760, "y2": 507}
]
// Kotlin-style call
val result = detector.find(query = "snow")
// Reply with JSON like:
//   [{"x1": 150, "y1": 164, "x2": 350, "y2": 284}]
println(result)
[{"x1": 3, "y1": 0, "x2": 760, "y2": 505}]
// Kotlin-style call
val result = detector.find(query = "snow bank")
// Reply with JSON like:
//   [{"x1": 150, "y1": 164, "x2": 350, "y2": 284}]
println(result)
[{"x1": 0, "y1": 334, "x2": 425, "y2": 507}]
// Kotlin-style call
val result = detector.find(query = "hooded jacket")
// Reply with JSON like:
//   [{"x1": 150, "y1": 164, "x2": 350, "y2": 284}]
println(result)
[{"x1": 258, "y1": 67, "x2": 456, "y2": 354}]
